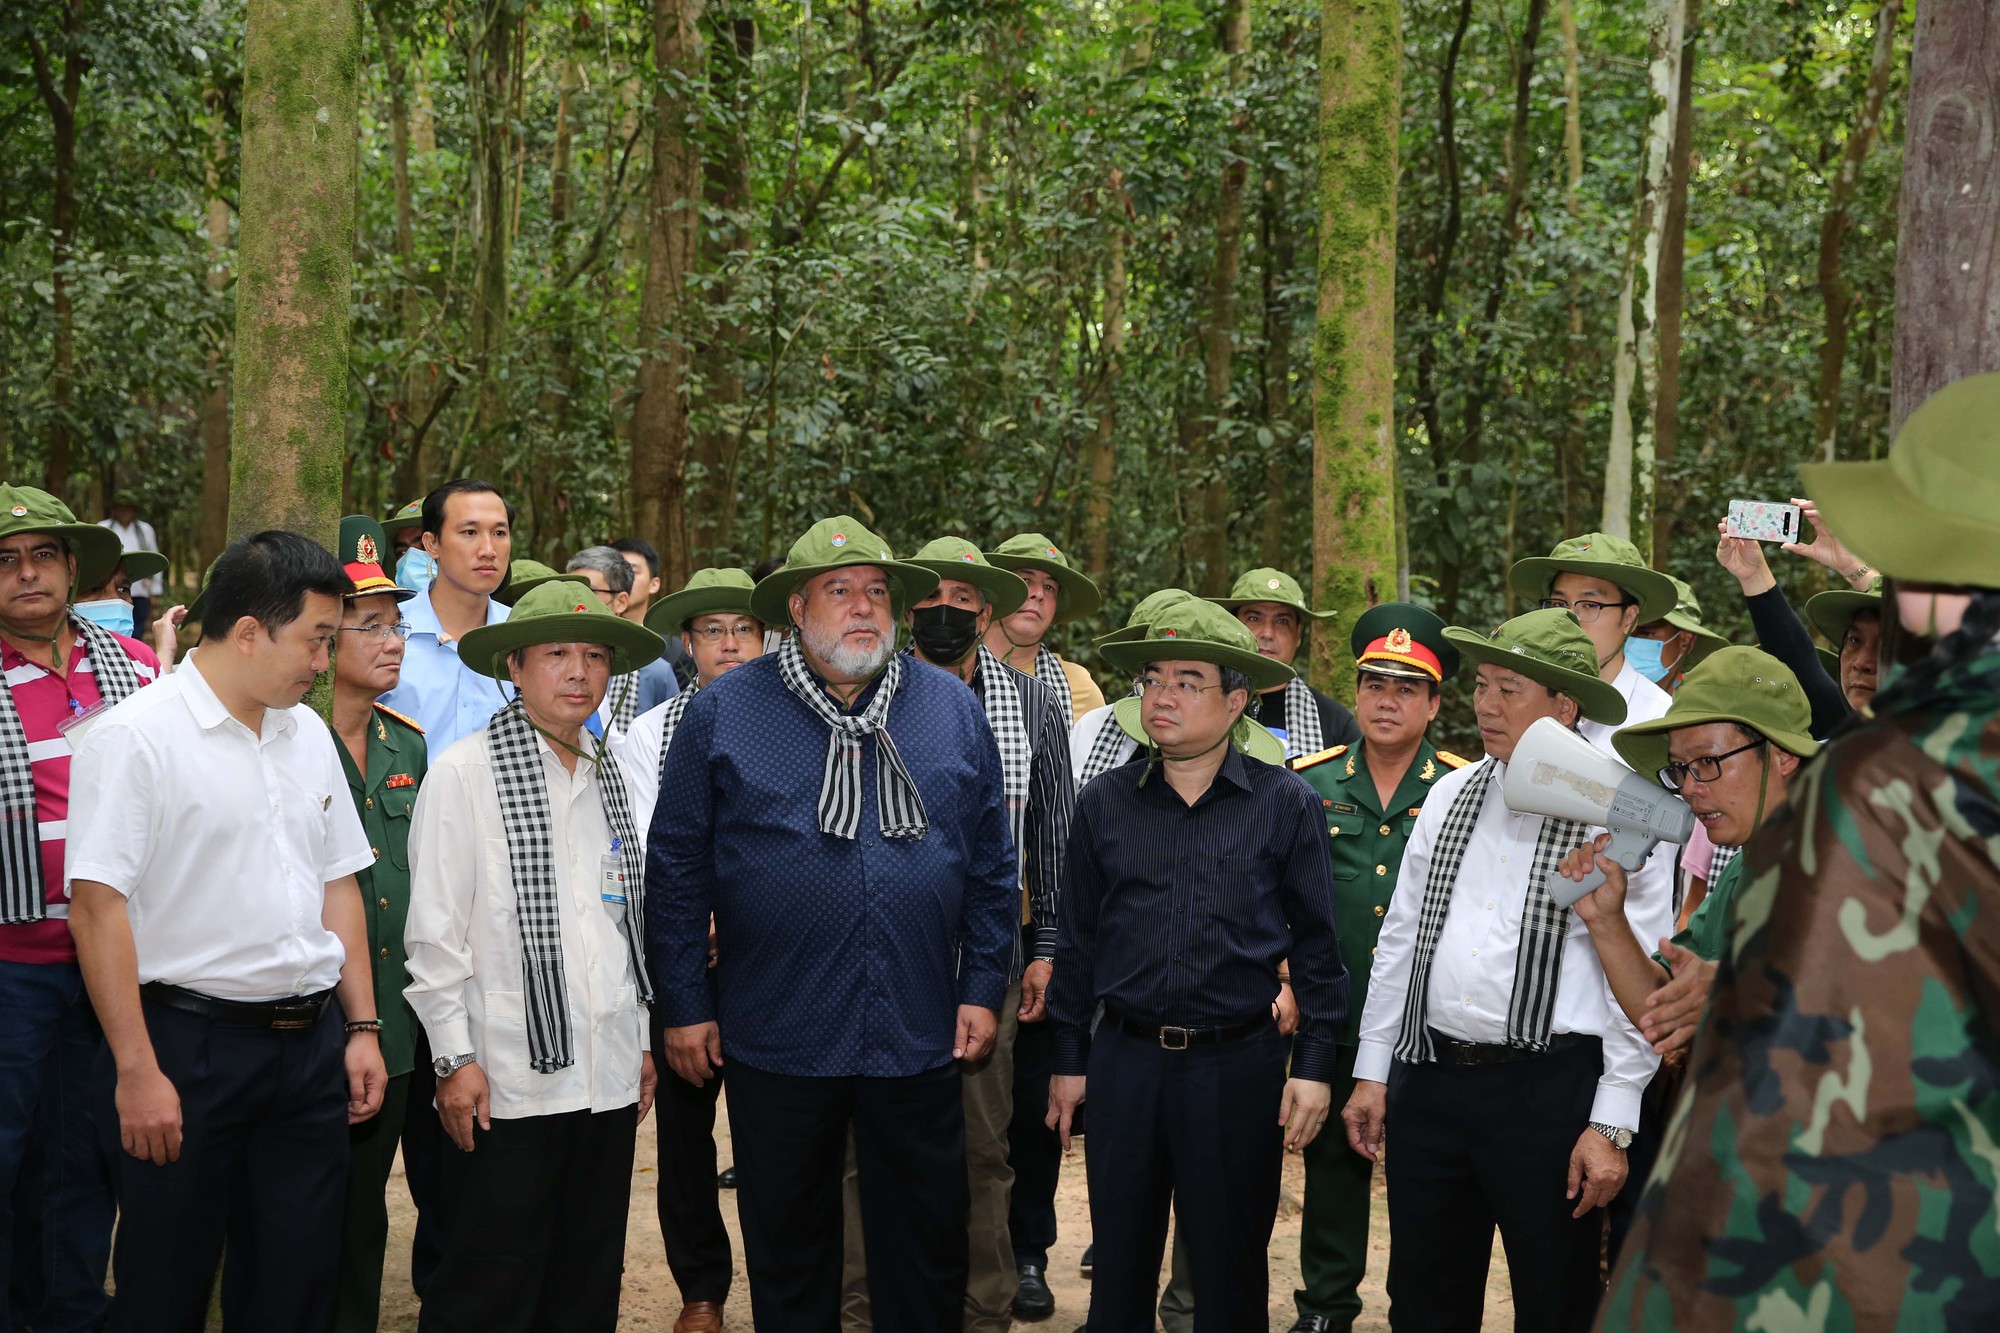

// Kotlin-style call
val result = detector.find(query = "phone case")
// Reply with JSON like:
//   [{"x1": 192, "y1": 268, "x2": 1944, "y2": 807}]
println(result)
[{"x1": 1726, "y1": 500, "x2": 1800, "y2": 543}]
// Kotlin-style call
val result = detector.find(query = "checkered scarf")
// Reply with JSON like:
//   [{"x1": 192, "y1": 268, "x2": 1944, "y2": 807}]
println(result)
[
  {"x1": 1280, "y1": 677, "x2": 1324, "y2": 761},
  {"x1": 1394, "y1": 759, "x2": 1587, "y2": 1064},
  {"x1": 1033, "y1": 644, "x2": 1075, "y2": 727},
  {"x1": 0, "y1": 616, "x2": 144, "y2": 924},
  {"x1": 652, "y1": 685, "x2": 697, "y2": 779},
  {"x1": 1075, "y1": 692, "x2": 1139, "y2": 791},
  {"x1": 973, "y1": 645, "x2": 1031, "y2": 856},
  {"x1": 777, "y1": 635, "x2": 928, "y2": 841},
  {"x1": 487, "y1": 702, "x2": 651, "y2": 1074},
  {"x1": 607, "y1": 669, "x2": 641, "y2": 735}
]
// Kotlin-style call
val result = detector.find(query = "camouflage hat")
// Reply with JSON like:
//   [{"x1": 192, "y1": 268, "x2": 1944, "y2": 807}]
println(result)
[
  {"x1": 382, "y1": 498, "x2": 425, "y2": 538},
  {"x1": 1655, "y1": 575, "x2": 1730, "y2": 670},
  {"x1": 338, "y1": 515, "x2": 414, "y2": 603},
  {"x1": 1211, "y1": 567, "x2": 1336, "y2": 622},
  {"x1": 1507, "y1": 532, "x2": 1678, "y2": 624},
  {"x1": 1093, "y1": 587, "x2": 1197, "y2": 648},
  {"x1": 1442, "y1": 608, "x2": 1628, "y2": 726},
  {"x1": 1801, "y1": 371, "x2": 2000, "y2": 588},
  {"x1": 749, "y1": 516, "x2": 940, "y2": 628},
  {"x1": 458, "y1": 579, "x2": 665, "y2": 682},
  {"x1": 1803, "y1": 583, "x2": 1883, "y2": 651},
  {"x1": 645, "y1": 567, "x2": 760, "y2": 636},
  {"x1": 494, "y1": 559, "x2": 587, "y2": 608},
  {"x1": 1350, "y1": 602, "x2": 1459, "y2": 682},
  {"x1": 1098, "y1": 599, "x2": 1295, "y2": 693},
  {"x1": 983, "y1": 533, "x2": 1102, "y2": 623},
  {"x1": 1110, "y1": 692, "x2": 1289, "y2": 765},
  {"x1": 1612, "y1": 646, "x2": 1819, "y2": 781},
  {"x1": 904, "y1": 537, "x2": 1028, "y2": 618},
  {"x1": 0, "y1": 485, "x2": 124, "y2": 593}
]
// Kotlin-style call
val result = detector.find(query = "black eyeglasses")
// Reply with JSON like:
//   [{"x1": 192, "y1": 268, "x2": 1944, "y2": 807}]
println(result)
[
  {"x1": 1538, "y1": 596, "x2": 1635, "y2": 624},
  {"x1": 1657, "y1": 738, "x2": 1764, "y2": 791}
]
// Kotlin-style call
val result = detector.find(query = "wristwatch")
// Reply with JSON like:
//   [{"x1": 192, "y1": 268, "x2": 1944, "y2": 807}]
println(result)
[
  {"x1": 433, "y1": 1052, "x2": 477, "y2": 1080},
  {"x1": 1589, "y1": 1120, "x2": 1635, "y2": 1151}
]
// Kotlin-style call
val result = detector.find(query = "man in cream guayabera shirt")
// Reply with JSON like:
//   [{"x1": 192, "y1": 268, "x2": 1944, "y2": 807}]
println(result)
[{"x1": 404, "y1": 580, "x2": 667, "y2": 1333}]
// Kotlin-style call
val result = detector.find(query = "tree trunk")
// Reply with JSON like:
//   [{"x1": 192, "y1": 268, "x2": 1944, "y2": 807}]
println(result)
[
  {"x1": 1815, "y1": 0, "x2": 1903, "y2": 461},
  {"x1": 1648, "y1": 0, "x2": 1699, "y2": 569},
  {"x1": 227, "y1": 0, "x2": 362, "y2": 544},
  {"x1": 1413, "y1": 0, "x2": 1472, "y2": 620},
  {"x1": 1258, "y1": 158, "x2": 1298, "y2": 570},
  {"x1": 691, "y1": 11, "x2": 755, "y2": 564},
  {"x1": 462, "y1": 0, "x2": 520, "y2": 474},
  {"x1": 1557, "y1": 0, "x2": 1589, "y2": 533},
  {"x1": 1082, "y1": 171, "x2": 1130, "y2": 590},
  {"x1": 198, "y1": 93, "x2": 233, "y2": 574},
  {"x1": 374, "y1": 5, "x2": 431, "y2": 504},
  {"x1": 630, "y1": 0, "x2": 705, "y2": 587},
  {"x1": 1311, "y1": 0, "x2": 1401, "y2": 704},
  {"x1": 25, "y1": 0, "x2": 86, "y2": 501}
]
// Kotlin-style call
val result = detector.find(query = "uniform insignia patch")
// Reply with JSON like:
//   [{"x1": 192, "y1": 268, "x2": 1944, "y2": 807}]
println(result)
[
  {"x1": 356, "y1": 534, "x2": 380, "y2": 566},
  {"x1": 1420, "y1": 756, "x2": 1437, "y2": 781},
  {"x1": 1329, "y1": 802, "x2": 1357, "y2": 814},
  {"x1": 386, "y1": 773, "x2": 416, "y2": 789},
  {"x1": 1387, "y1": 627, "x2": 1414, "y2": 653}
]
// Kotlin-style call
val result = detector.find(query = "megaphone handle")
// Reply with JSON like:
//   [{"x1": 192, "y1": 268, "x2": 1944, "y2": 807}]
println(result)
[{"x1": 1548, "y1": 865, "x2": 1606, "y2": 909}]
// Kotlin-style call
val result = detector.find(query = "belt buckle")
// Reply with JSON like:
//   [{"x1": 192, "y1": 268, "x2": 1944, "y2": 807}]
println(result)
[
  {"x1": 271, "y1": 1014, "x2": 314, "y2": 1030},
  {"x1": 1158, "y1": 1025, "x2": 1190, "y2": 1051}
]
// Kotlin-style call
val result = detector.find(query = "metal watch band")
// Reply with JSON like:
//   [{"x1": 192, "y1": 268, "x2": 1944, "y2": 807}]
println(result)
[{"x1": 1589, "y1": 1120, "x2": 1634, "y2": 1150}]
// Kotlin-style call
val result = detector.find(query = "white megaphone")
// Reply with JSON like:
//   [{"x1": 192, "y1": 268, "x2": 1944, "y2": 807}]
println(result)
[{"x1": 1500, "y1": 716, "x2": 1695, "y2": 909}]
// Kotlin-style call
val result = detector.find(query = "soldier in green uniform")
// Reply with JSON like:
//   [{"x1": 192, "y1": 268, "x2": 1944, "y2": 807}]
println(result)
[
  {"x1": 1599, "y1": 371, "x2": 2000, "y2": 1329},
  {"x1": 1288, "y1": 604, "x2": 1466, "y2": 1333},
  {"x1": 327, "y1": 515, "x2": 434, "y2": 1333}
]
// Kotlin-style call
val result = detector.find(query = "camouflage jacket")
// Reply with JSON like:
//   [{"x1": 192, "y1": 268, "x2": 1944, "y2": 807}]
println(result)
[{"x1": 1599, "y1": 637, "x2": 2000, "y2": 1332}]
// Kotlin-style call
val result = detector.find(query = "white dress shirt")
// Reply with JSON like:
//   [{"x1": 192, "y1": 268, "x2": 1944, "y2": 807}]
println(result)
[
  {"x1": 1579, "y1": 659, "x2": 1672, "y2": 752},
  {"x1": 612, "y1": 697, "x2": 670, "y2": 839},
  {"x1": 65, "y1": 651, "x2": 374, "y2": 1001},
  {"x1": 1355, "y1": 756, "x2": 1672, "y2": 1131},
  {"x1": 405, "y1": 729, "x2": 646, "y2": 1119},
  {"x1": 1066, "y1": 702, "x2": 1136, "y2": 788}
]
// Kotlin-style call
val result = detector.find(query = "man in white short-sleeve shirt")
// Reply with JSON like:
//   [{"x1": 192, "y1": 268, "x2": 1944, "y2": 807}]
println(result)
[{"x1": 67, "y1": 531, "x2": 387, "y2": 1331}]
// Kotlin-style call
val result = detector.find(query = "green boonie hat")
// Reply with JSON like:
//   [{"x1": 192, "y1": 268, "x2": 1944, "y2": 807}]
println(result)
[
  {"x1": 1110, "y1": 692, "x2": 1289, "y2": 766},
  {"x1": 1507, "y1": 532, "x2": 1678, "y2": 624},
  {"x1": 495, "y1": 559, "x2": 587, "y2": 608},
  {"x1": 1350, "y1": 602, "x2": 1459, "y2": 682},
  {"x1": 984, "y1": 533, "x2": 1102, "y2": 623},
  {"x1": 382, "y1": 498, "x2": 425, "y2": 538},
  {"x1": 111, "y1": 489, "x2": 139, "y2": 508},
  {"x1": 1442, "y1": 608, "x2": 1628, "y2": 726},
  {"x1": 1611, "y1": 646, "x2": 1820, "y2": 780},
  {"x1": 458, "y1": 579, "x2": 665, "y2": 682},
  {"x1": 904, "y1": 537, "x2": 1028, "y2": 618},
  {"x1": 1803, "y1": 583, "x2": 1883, "y2": 651},
  {"x1": 1093, "y1": 587, "x2": 1196, "y2": 647},
  {"x1": 750, "y1": 516, "x2": 941, "y2": 628},
  {"x1": 0, "y1": 485, "x2": 124, "y2": 594},
  {"x1": 1818, "y1": 645, "x2": 1841, "y2": 679},
  {"x1": 1098, "y1": 599, "x2": 1295, "y2": 693},
  {"x1": 186, "y1": 560, "x2": 218, "y2": 623},
  {"x1": 645, "y1": 567, "x2": 760, "y2": 635},
  {"x1": 111, "y1": 551, "x2": 169, "y2": 586},
  {"x1": 1801, "y1": 371, "x2": 2000, "y2": 588},
  {"x1": 1658, "y1": 575, "x2": 1729, "y2": 669},
  {"x1": 338, "y1": 515, "x2": 415, "y2": 603},
  {"x1": 1211, "y1": 567, "x2": 1335, "y2": 622}
]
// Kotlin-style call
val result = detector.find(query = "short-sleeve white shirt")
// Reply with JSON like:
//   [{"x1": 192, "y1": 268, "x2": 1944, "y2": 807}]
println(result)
[{"x1": 65, "y1": 651, "x2": 375, "y2": 1001}]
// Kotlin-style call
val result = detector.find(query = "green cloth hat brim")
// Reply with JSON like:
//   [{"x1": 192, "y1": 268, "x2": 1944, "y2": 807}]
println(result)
[
  {"x1": 1098, "y1": 632, "x2": 1295, "y2": 693},
  {"x1": 1111, "y1": 693, "x2": 1288, "y2": 766},
  {"x1": 11, "y1": 523, "x2": 123, "y2": 595},
  {"x1": 1663, "y1": 611, "x2": 1729, "y2": 669},
  {"x1": 1803, "y1": 588, "x2": 1882, "y2": 649},
  {"x1": 1506, "y1": 556, "x2": 1677, "y2": 623},
  {"x1": 1442, "y1": 626, "x2": 1628, "y2": 726},
  {"x1": 645, "y1": 578, "x2": 761, "y2": 635},
  {"x1": 1818, "y1": 646, "x2": 1841, "y2": 679},
  {"x1": 458, "y1": 581, "x2": 665, "y2": 681},
  {"x1": 382, "y1": 503, "x2": 425, "y2": 537},
  {"x1": 984, "y1": 544, "x2": 1102, "y2": 622},
  {"x1": 749, "y1": 560, "x2": 940, "y2": 628},
  {"x1": 495, "y1": 567, "x2": 588, "y2": 608},
  {"x1": 1211, "y1": 568, "x2": 1335, "y2": 622},
  {"x1": 904, "y1": 559, "x2": 1028, "y2": 619},
  {"x1": 113, "y1": 550, "x2": 168, "y2": 585}
]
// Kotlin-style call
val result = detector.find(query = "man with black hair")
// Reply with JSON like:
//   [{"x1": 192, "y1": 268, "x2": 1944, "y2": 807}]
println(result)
[
  {"x1": 381, "y1": 479, "x2": 515, "y2": 754},
  {"x1": 569, "y1": 547, "x2": 678, "y2": 739},
  {"x1": 66, "y1": 530, "x2": 388, "y2": 1330},
  {"x1": 612, "y1": 537, "x2": 694, "y2": 691}
]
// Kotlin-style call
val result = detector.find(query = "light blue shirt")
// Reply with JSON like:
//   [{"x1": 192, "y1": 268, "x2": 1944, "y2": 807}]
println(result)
[{"x1": 380, "y1": 585, "x2": 511, "y2": 755}]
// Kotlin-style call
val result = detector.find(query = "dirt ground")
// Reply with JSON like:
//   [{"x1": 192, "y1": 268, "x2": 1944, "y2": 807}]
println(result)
[{"x1": 375, "y1": 1094, "x2": 1513, "y2": 1330}]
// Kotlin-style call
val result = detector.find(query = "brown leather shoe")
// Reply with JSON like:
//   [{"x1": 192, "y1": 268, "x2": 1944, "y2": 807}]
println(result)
[{"x1": 673, "y1": 1301, "x2": 724, "y2": 1333}]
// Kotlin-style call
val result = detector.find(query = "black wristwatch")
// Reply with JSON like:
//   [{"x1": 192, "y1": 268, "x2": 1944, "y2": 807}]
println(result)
[{"x1": 433, "y1": 1053, "x2": 477, "y2": 1080}]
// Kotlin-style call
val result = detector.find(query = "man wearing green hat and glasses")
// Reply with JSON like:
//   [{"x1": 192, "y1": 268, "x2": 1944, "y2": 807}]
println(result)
[
  {"x1": 1343, "y1": 608, "x2": 1672, "y2": 1333},
  {"x1": 1602, "y1": 371, "x2": 2000, "y2": 1329},
  {"x1": 1213, "y1": 567, "x2": 1360, "y2": 761},
  {"x1": 983, "y1": 533, "x2": 1106, "y2": 725},
  {"x1": 1045, "y1": 599, "x2": 1347, "y2": 1332},
  {"x1": 403, "y1": 578, "x2": 665, "y2": 1328},
  {"x1": 648, "y1": 517, "x2": 1017, "y2": 1332}
]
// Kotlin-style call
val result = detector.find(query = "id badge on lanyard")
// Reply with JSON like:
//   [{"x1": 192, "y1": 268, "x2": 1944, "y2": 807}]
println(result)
[{"x1": 601, "y1": 838, "x2": 631, "y2": 942}]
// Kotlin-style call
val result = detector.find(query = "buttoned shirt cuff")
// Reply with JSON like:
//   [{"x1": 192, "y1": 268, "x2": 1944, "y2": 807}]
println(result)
[
  {"x1": 1352, "y1": 1038, "x2": 1395, "y2": 1085},
  {"x1": 1289, "y1": 1035, "x2": 1338, "y2": 1085},
  {"x1": 1053, "y1": 1023, "x2": 1091, "y2": 1077},
  {"x1": 424, "y1": 1018, "x2": 473, "y2": 1062},
  {"x1": 1589, "y1": 1081, "x2": 1642, "y2": 1134},
  {"x1": 959, "y1": 969, "x2": 1006, "y2": 1014},
  {"x1": 1031, "y1": 925, "x2": 1058, "y2": 963},
  {"x1": 659, "y1": 983, "x2": 716, "y2": 1029}
]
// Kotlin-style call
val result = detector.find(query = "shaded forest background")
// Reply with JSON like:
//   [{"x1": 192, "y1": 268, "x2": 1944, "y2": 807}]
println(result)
[{"x1": 0, "y1": 0, "x2": 1911, "y2": 669}]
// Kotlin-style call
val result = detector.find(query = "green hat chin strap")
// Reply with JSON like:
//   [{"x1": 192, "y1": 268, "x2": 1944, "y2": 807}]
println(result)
[
  {"x1": 1135, "y1": 711, "x2": 1256, "y2": 787},
  {"x1": 505, "y1": 699, "x2": 611, "y2": 771}
]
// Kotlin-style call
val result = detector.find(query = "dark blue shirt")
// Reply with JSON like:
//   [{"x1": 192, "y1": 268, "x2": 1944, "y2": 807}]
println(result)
[
  {"x1": 1047, "y1": 748, "x2": 1348, "y2": 1083},
  {"x1": 646, "y1": 654, "x2": 1018, "y2": 1078}
]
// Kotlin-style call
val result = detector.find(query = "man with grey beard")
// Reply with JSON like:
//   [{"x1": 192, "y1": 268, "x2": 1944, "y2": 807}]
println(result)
[{"x1": 646, "y1": 516, "x2": 1019, "y2": 1333}]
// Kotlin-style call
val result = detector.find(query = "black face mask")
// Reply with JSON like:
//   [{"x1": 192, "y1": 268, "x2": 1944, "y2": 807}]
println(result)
[{"x1": 911, "y1": 604, "x2": 983, "y2": 665}]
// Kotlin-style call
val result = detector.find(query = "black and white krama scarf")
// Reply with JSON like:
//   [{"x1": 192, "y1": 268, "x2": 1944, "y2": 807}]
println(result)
[
  {"x1": 487, "y1": 702, "x2": 651, "y2": 1074},
  {"x1": 652, "y1": 685, "x2": 698, "y2": 779},
  {"x1": 1032, "y1": 645, "x2": 1075, "y2": 727},
  {"x1": 777, "y1": 635, "x2": 928, "y2": 841},
  {"x1": 1393, "y1": 759, "x2": 1587, "y2": 1064},
  {"x1": 1278, "y1": 676, "x2": 1324, "y2": 761},
  {"x1": 973, "y1": 645, "x2": 1032, "y2": 856},
  {"x1": 1074, "y1": 690, "x2": 1139, "y2": 792},
  {"x1": 0, "y1": 617, "x2": 145, "y2": 924},
  {"x1": 607, "y1": 670, "x2": 641, "y2": 736}
]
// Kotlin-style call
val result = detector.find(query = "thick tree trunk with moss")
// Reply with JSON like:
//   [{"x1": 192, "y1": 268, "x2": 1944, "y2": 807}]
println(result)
[
  {"x1": 225, "y1": 0, "x2": 361, "y2": 545},
  {"x1": 461, "y1": 1, "x2": 520, "y2": 476},
  {"x1": 1310, "y1": 0, "x2": 1401, "y2": 704}
]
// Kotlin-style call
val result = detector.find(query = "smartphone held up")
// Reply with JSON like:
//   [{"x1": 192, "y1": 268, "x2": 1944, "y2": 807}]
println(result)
[{"x1": 1724, "y1": 500, "x2": 1802, "y2": 543}]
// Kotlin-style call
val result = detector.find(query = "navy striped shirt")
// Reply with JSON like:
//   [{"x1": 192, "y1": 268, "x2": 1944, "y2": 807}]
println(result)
[{"x1": 1047, "y1": 747, "x2": 1348, "y2": 1083}]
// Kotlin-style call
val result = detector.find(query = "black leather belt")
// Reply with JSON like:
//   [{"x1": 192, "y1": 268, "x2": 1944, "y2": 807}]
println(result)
[
  {"x1": 1106, "y1": 1010, "x2": 1269, "y2": 1051},
  {"x1": 1427, "y1": 1029, "x2": 1598, "y2": 1067},
  {"x1": 143, "y1": 983, "x2": 335, "y2": 1031}
]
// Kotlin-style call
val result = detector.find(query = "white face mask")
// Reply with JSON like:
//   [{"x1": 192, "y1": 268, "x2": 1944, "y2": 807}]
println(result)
[{"x1": 72, "y1": 598, "x2": 135, "y2": 638}]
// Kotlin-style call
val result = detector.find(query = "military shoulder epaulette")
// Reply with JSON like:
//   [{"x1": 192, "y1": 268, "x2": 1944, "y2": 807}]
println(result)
[
  {"x1": 1435, "y1": 749, "x2": 1471, "y2": 769},
  {"x1": 1292, "y1": 745, "x2": 1349, "y2": 770},
  {"x1": 372, "y1": 702, "x2": 425, "y2": 734}
]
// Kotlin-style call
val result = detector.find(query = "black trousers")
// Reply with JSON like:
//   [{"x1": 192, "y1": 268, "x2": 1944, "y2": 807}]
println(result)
[
  {"x1": 1082, "y1": 1020, "x2": 1289, "y2": 1333},
  {"x1": 1383, "y1": 1037, "x2": 1605, "y2": 1332},
  {"x1": 726, "y1": 1058, "x2": 967, "y2": 1333},
  {"x1": 403, "y1": 1028, "x2": 446, "y2": 1296},
  {"x1": 420, "y1": 1107, "x2": 638, "y2": 1333},
  {"x1": 1007, "y1": 975, "x2": 1062, "y2": 1270},
  {"x1": 101, "y1": 993, "x2": 349, "y2": 1333},
  {"x1": 653, "y1": 1029, "x2": 731, "y2": 1304}
]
